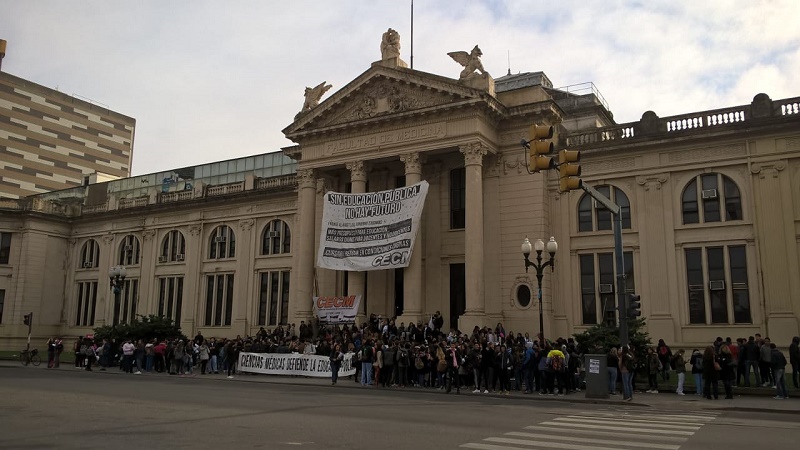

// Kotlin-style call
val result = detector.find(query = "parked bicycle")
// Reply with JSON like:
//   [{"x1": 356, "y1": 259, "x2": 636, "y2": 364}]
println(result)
[{"x1": 20, "y1": 348, "x2": 41, "y2": 366}]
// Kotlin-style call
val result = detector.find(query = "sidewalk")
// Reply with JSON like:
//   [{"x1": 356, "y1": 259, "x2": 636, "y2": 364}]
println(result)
[{"x1": 4, "y1": 360, "x2": 797, "y2": 414}]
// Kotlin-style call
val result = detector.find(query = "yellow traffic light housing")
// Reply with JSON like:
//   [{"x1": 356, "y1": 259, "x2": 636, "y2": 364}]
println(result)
[
  {"x1": 526, "y1": 125, "x2": 554, "y2": 173},
  {"x1": 558, "y1": 149, "x2": 582, "y2": 192}
]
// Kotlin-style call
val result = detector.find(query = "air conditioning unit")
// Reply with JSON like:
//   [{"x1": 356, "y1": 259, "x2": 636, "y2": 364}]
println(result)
[
  {"x1": 701, "y1": 189, "x2": 718, "y2": 199},
  {"x1": 709, "y1": 280, "x2": 726, "y2": 291},
  {"x1": 82, "y1": 262, "x2": 93, "y2": 269},
  {"x1": 267, "y1": 231, "x2": 280, "y2": 238},
  {"x1": 599, "y1": 284, "x2": 614, "y2": 294},
  {"x1": 123, "y1": 245, "x2": 133, "y2": 252},
  {"x1": 688, "y1": 284, "x2": 704, "y2": 292},
  {"x1": 215, "y1": 236, "x2": 226, "y2": 243},
  {"x1": 158, "y1": 255, "x2": 168, "y2": 263},
  {"x1": 176, "y1": 254, "x2": 185, "y2": 261}
]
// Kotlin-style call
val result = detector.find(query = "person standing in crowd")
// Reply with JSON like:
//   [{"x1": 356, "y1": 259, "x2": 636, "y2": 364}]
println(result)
[
  {"x1": 690, "y1": 348, "x2": 704, "y2": 396},
  {"x1": 646, "y1": 347, "x2": 661, "y2": 393},
  {"x1": 771, "y1": 343, "x2": 789, "y2": 400},
  {"x1": 672, "y1": 349, "x2": 686, "y2": 395},
  {"x1": 743, "y1": 336, "x2": 761, "y2": 387},
  {"x1": 330, "y1": 343, "x2": 344, "y2": 385},
  {"x1": 225, "y1": 339, "x2": 239, "y2": 379},
  {"x1": 83, "y1": 339, "x2": 96, "y2": 371},
  {"x1": 760, "y1": 337, "x2": 773, "y2": 387},
  {"x1": 360, "y1": 339, "x2": 374, "y2": 386},
  {"x1": 73, "y1": 336, "x2": 84, "y2": 369},
  {"x1": 718, "y1": 344, "x2": 735, "y2": 399},
  {"x1": 172, "y1": 339, "x2": 185, "y2": 375},
  {"x1": 620, "y1": 345, "x2": 634, "y2": 401},
  {"x1": 656, "y1": 339, "x2": 672, "y2": 381},
  {"x1": 788, "y1": 336, "x2": 799, "y2": 390},
  {"x1": 445, "y1": 341, "x2": 461, "y2": 394},
  {"x1": 702, "y1": 345, "x2": 720, "y2": 400},
  {"x1": 121, "y1": 339, "x2": 135, "y2": 373},
  {"x1": 374, "y1": 341, "x2": 384, "y2": 388},
  {"x1": 607, "y1": 347, "x2": 619, "y2": 395},
  {"x1": 470, "y1": 342, "x2": 482, "y2": 393},
  {"x1": 198, "y1": 340, "x2": 210, "y2": 375},
  {"x1": 497, "y1": 344, "x2": 514, "y2": 395}
]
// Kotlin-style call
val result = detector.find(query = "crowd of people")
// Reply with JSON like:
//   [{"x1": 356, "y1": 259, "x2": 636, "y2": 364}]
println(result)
[{"x1": 42, "y1": 314, "x2": 800, "y2": 402}]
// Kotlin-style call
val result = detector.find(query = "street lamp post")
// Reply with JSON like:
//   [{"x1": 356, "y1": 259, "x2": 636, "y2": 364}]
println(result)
[
  {"x1": 521, "y1": 236, "x2": 557, "y2": 348},
  {"x1": 108, "y1": 266, "x2": 127, "y2": 325}
]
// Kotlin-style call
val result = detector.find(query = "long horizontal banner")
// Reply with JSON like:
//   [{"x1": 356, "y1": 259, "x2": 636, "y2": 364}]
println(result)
[
  {"x1": 317, "y1": 181, "x2": 429, "y2": 271},
  {"x1": 237, "y1": 352, "x2": 356, "y2": 378}
]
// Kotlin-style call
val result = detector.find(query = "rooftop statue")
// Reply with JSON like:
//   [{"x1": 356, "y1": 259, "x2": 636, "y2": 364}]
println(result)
[
  {"x1": 448, "y1": 45, "x2": 489, "y2": 80},
  {"x1": 380, "y1": 28, "x2": 401, "y2": 60},
  {"x1": 300, "y1": 81, "x2": 332, "y2": 114}
]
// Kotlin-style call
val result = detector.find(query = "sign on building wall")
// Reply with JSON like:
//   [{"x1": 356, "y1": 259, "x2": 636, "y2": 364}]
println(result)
[
  {"x1": 317, "y1": 181, "x2": 429, "y2": 271},
  {"x1": 313, "y1": 295, "x2": 361, "y2": 324}
]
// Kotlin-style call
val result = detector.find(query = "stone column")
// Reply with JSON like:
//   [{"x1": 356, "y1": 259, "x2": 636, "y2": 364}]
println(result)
[
  {"x1": 400, "y1": 152, "x2": 424, "y2": 324},
  {"x1": 346, "y1": 161, "x2": 367, "y2": 321},
  {"x1": 459, "y1": 143, "x2": 487, "y2": 329},
  {"x1": 291, "y1": 169, "x2": 317, "y2": 323}
]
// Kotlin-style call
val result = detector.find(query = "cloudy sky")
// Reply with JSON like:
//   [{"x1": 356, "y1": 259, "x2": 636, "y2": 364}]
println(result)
[{"x1": 2, "y1": 1, "x2": 798, "y2": 176}]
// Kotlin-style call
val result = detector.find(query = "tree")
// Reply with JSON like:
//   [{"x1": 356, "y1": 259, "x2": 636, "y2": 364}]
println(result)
[
  {"x1": 93, "y1": 315, "x2": 185, "y2": 343},
  {"x1": 573, "y1": 318, "x2": 651, "y2": 361}
]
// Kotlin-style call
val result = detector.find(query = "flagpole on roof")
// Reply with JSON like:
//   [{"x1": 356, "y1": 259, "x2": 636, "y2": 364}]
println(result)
[{"x1": 410, "y1": 0, "x2": 414, "y2": 69}]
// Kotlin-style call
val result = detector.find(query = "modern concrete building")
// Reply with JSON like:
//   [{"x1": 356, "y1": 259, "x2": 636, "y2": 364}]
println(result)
[
  {"x1": 0, "y1": 61, "x2": 135, "y2": 199},
  {"x1": 1, "y1": 38, "x2": 799, "y2": 351}
]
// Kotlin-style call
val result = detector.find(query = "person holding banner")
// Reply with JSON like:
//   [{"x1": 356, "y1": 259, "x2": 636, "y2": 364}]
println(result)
[{"x1": 330, "y1": 344, "x2": 344, "y2": 385}]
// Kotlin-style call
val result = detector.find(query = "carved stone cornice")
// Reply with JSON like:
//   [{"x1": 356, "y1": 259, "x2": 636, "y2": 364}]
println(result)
[
  {"x1": 296, "y1": 168, "x2": 316, "y2": 189},
  {"x1": 636, "y1": 173, "x2": 669, "y2": 191},
  {"x1": 459, "y1": 142, "x2": 487, "y2": 166},
  {"x1": 400, "y1": 152, "x2": 423, "y2": 175},
  {"x1": 346, "y1": 160, "x2": 368, "y2": 183},
  {"x1": 189, "y1": 224, "x2": 203, "y2": 237},
  {"x1": 750, "y1": 161, "x2": 787, "y2": 179}
]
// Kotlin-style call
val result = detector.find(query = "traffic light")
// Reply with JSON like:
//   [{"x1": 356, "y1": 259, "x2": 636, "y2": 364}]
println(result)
[
  {"x1": 526, "y1": 124, "x2": 555, "y2": 173},
  {"x1": 558, "y1": 149, "x2": 582, "y2": 192},
  {"x1": 23, "y1": 313, "x2": 32, "y2": 326},
  {"x1": 628, "y1": 294, "x2": 641, "y2": 318}
]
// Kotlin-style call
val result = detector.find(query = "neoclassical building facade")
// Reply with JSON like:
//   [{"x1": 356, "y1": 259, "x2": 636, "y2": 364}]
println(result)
[{"x1": 1, "y1": 38, "x2": 799, "y2": 350}]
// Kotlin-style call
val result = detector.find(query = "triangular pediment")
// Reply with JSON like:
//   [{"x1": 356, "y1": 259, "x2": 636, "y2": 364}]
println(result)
[{"x1": 283, "y1": 65, "x2": 500, "y2": 139}]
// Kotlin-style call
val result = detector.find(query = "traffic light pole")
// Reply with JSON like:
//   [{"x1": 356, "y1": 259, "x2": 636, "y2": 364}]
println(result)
[
  {"x1": 25, "y1": 312, "x2": 33, "y2": 352},
  {"x1": 581, "y1": 184, "x2": 629, "y2": 347}
]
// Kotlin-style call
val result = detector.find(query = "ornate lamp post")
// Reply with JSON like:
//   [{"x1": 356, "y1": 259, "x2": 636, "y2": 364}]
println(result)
[
  {"x1": 108, "y1": 266, "x2": 127, "y2": 324},
  {"x1": 521, "y1": 236, "x2": 557, "y2": 347}
]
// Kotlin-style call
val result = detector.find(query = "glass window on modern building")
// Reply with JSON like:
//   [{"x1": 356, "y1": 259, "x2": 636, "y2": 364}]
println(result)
[
  {"x1": 577, "y1": 185, "x2": 631, "y2": 232},
  {"x1": 118, "y1": 234, "x2": 141, "y2": 266},
  {"x1": 578, "y1": 251, "x2": 635, "y2": 325},
  {"x1": 682, "y1": 173, "x2": 742, "y2": 224},
  {"x1": 160, "y1": 230, "x2": 186, "y2": 263},
  {"x1": 261, "y1": 220, "x2": 291, "y2": 255},
  {"x1": 684, "y1": 245, "x2": 751, "y2": 324},
  {"x1": 204, "y1": 273, "x2": 234, "y2": 326},
  {"x1": 79, "y1": 239, "x2": 100, "y2": 269},
  {"x1": 257, "y1": 270, "x2": 291, "y2": 326},
  {"x1": 209, "y1": 225, "x2": 236, "y2": 259}
]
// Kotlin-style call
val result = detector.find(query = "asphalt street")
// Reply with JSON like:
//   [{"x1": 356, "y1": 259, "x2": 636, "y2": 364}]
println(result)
[{"x1": 1, "y1": 365, "x2": 798, "y2": 450}]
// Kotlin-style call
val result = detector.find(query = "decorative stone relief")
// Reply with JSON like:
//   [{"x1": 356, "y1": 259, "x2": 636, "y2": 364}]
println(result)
[
  {"x1": 448, "y1": 45, "x2": 489, "y2": 80},
  {"x1": 400, "y1": 152, "x2": 423, "y2": 175},
  {"x1": 189, "y1": 224, "x2": 203, "y2": 237},
  {"x1": 750, "y1": 161, "x2": 787, "y2": 179},
  {"x1": 296, "y1": 169, "x2": 316, "y2": 189},
  {"x1": 781, "y1": 137, "x2": 800, "y2": 151},
  {"x1": 380, "y1": 28, "x2": 401, "y2": 60},
  {"x1": 142, "y1": 230, "x2": 156, "y2": 241},
  {"x1": 101, "y1": 234, "x2": 114, "y2": 245},
  {"x1": 503, "y1": 155, "x2": 525, "y2": 175},
  {"x1": 316, "y1": 177, "x2": 329, "y2": 195},
  {"x1": 346, "y1": 160, "x2": 368, "y2": 183},
  {"x1": 636, "y1": 174, "x2": 669, "y2": 191},
  {"x1": 298, "y1": 81, "x2": 332, "y2": 115},
  {"x1": 239, "y1": 218, "x2": 255, "y2": 231},
  {"x1": 485, "y1": 154, "x2": 502, "y2": 178},
  {"x1": 460, "y1": 142, "x2": 487, "y2": 166}
]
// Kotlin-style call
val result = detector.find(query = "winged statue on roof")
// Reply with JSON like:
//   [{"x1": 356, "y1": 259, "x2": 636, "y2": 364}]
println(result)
[
  {"x1": 300, "y1": 81, "x2": 332, "y2": 114},
  {"x1": 448, "y1": 45, "x2": 489, "y2": 80}
]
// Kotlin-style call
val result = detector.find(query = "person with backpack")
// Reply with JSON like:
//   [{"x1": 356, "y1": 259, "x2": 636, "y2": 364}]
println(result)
[
  {"x1": 656, "y1": 339, "x2": 672, "y2": 381},
  {"x1": 672, "y1": 349, "x2": 687, "y2": 395},
  {"x1": 547, "y1": 346, "x2": 566, "y2": 395},
  {"x1": 646, "y1": 347, "x2": 662, "y2": 393},
  {"x1": 522, "y1": 342, "x2": 537, "y2": 394},
  {"x1": 359, "y1": 340, "x2": 374, "y2": 386},
  {"x1": 690, "y1": 348, "x2": 704, "y2": 396},
  {"x1": 397, "y1": 343, "x2": 410, "y2": 387}
]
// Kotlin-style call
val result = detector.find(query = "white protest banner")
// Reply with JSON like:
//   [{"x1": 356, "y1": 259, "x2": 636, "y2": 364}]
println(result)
[
  {"x1": 237, "y1": 352, "x2": 356, "y2": 378},
  {"x1": 313, "y1": 295, "x2": 360, "y2": 324},
  {"x1": 317, "y1": 181, "x2": 429, "y2": 271}
]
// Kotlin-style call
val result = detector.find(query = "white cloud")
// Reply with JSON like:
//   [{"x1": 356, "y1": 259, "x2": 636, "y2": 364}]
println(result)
[{"x1": 2, "y1": 0, "x2": 798, "y2": 175}]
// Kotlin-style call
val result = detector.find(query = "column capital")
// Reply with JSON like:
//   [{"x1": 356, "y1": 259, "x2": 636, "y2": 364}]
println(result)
[
  {"x1": 346, "y1": 160, "x2": 368, "y2": 183},
  {"x1": 400, "y1": 152, "x2": 424, "y2": 175},
  {"x1": 297, "y1": 168, "x2": 316, "y2": 189},
  {"x1": 636, "y1": 173, "x2": 669, "y2": 191},
  {"x1": 459, "y1": 142, "x2": 487, "y2": 166}
]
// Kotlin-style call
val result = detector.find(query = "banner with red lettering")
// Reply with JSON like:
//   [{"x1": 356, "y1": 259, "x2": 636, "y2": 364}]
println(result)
[{"x1": 313, "y1": 295, "x2": 361, "y2": 324}]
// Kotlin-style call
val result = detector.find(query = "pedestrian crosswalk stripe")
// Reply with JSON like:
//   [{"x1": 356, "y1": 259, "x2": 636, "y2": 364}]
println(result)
[
  {"x1": 539, "y1": 421, "x2": 696, "y2": 435},
  {"x1": 571, "y1": 413, "x2": 714, "y2": 425},
  {"x1": 485, "y1": 436, "x2": 625, "y2": 450},
  {"x1": 552, "y1": 417, "x2": 702, "y2": 430},
  {"x1": 504, "y1": 432, "x2": 681, "y2": 449},
  {"x1": 461, "y1": 443, "x2": 527, "y2": 450},
  {"x1": 521, "y1": 426, "x2": 688, "y2": 443}
]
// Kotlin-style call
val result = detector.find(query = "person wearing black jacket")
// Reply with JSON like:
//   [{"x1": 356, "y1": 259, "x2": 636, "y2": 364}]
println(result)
[
  {"x1": 790, "y1": 336, "x2": 800, "y2": 389},
  {"x1": 743, "y1": 336, "x2": 761, "y2": 387},
  {"x1": 445, "y1": 342, "x2": 462, "y2": 394},
  {"x1": 496, "y1": 344, "x2": 515, "y2": 395},
  {"x1": 481, "y1": 342, "x2": 496, "y2": 393}
]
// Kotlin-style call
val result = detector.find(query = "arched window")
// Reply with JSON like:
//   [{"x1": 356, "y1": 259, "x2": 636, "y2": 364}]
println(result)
[
  {"x1": 79, "y1": 239, "x2": 100, "y2": 269},
  {"x1": 577, "y1": 185, "x2": 631, "y2": 232},
  {"x1": 160, "y1": 230, "x2": 186, "y2": 263},
  {"x1": 682, "y1": 173, "x2": 742, "y2": 224},
  {"x1": 209, "y1": 225, "x2": 236, "y2": 259},
  {"x1": 118, "y1": 234, "x2": 141, "y2": 266},
  {"x1": 261, "y1": 219, "x2": 291, "y2": 255}
]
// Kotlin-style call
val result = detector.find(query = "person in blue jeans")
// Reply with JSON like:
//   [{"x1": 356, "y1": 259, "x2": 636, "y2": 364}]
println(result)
[
  {"x1": 607, "y1": 347, "x2": 619, "y2": 395},
  {"x1": 771, "y1": 343, "x2": 789, "y2": 399},
  {"x1": 620, "y1": 346, "x2": 634, "y2": 401},
  {"x1": 690, "y1": 349, "x2": 704, "y2": 396},
  {"x1": 360, "y1": 341, "x2": 374, "y2": 386}
]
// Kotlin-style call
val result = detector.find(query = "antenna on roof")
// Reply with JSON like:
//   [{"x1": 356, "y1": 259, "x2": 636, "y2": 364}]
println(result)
[{"x1": 507, "y1": 50, "x2": 511, "y2": 76}]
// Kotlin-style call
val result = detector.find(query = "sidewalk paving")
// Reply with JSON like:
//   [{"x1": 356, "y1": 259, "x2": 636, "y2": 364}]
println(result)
[{"x1": 4, "y1": 360, "x2": 797, "y2": 414}]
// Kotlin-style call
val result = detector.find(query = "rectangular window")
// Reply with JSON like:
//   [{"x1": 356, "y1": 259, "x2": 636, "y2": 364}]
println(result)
[
  {"x1": 685, "y1": 248, "x2": 706, "y2": 324},
  {"x1": 729, "y1": 246, "x2": 751, "y2": 323},
  {"x1": 707, "y1": 247, "x2": 727, "y2": 323},
  {"x1": 449, "y1": 263, "x2": 466, "y2": 330},
  {"x1": 702, "y1": 175, "x2": 721, "y2": 222},
  {"x1": 596, "y1": 186, "x2": 612, "y2": 231},
  {"x1": 598, "y1": 253, "x2": 615, "y2": 325},
  {"x1": 157, "y1": 276, "x2": 183, "y2": 324},
  {"x1": 0, "y1": 232, "x2": 11, "y2": 264},
  {"x1": 75, "y1": 281, "x2": 98, "y2": 326},
  {"x1": 449, "y1": 168, "x2": 466, "y2": 229},
  {"x1": 259, "y1": 271, "x2": 291, "y2": 326},
  {"x1": 623, "y1": 252, "x2": 635, "y2": 293},
  {"x1": 579, "y1": 255, "x2": 596, "y2": 325},
  {"x1": 205, "y1": 274, "x2": 235, "y2": 326},
  {"x1": 0, "y1": 289, "x2": 5, "y2": 324},
  {"x1": 113, "y1": 279, "x2": 139, "y2": 326}
]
